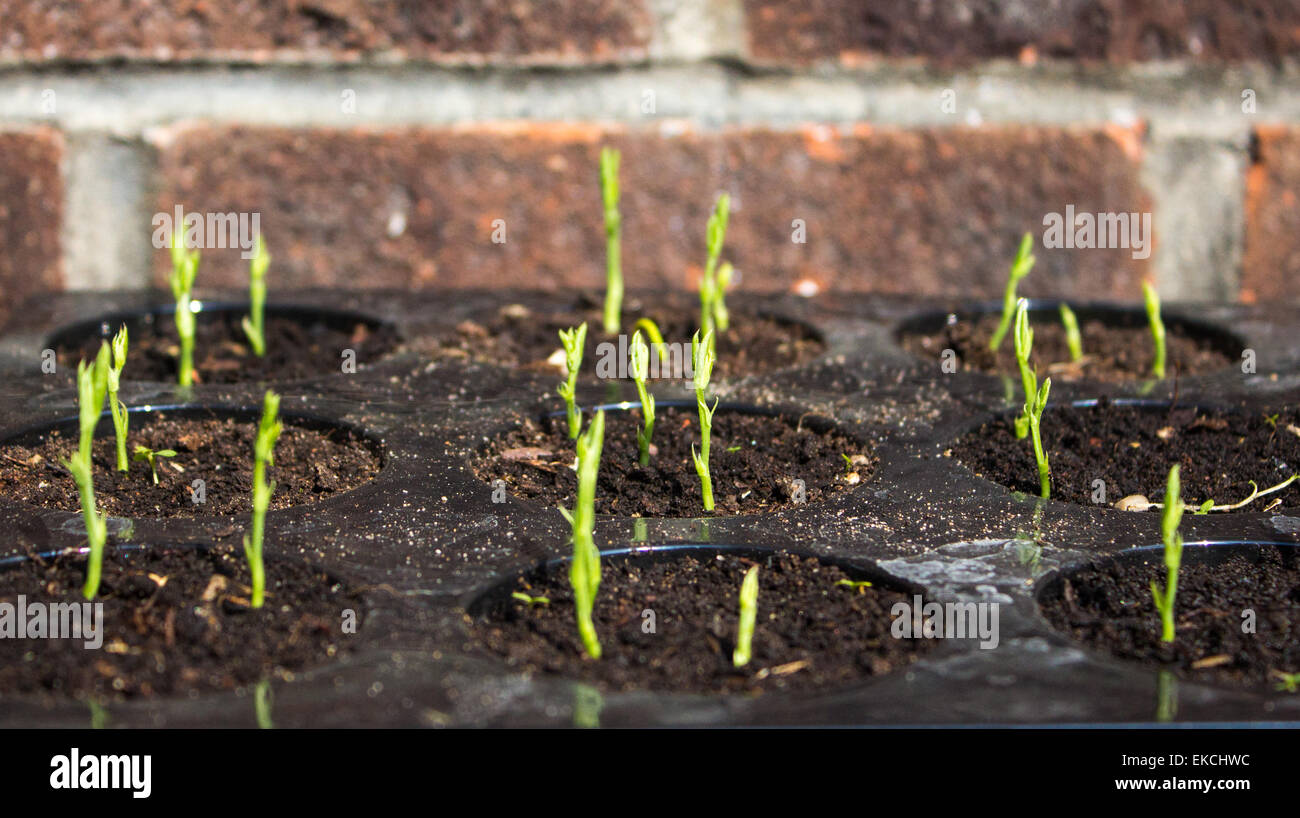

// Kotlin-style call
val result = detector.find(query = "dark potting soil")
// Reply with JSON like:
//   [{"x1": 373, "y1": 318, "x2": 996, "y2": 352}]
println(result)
[
  {"x1": 56, "y1": 311, "x2": 399, "y2": 384},
  {"x1": 470, "y1": 551, "x2": 935, "y2": 695},
  {"x1": 1039, "y1": 549, "x2": 1300, "y2": 690},
  {"x1": 475, "y1": 406, "x2": 871, "y2": 517},
  {"x1": 0, "y1": 413, "x2": 381, "y2": 517},
  {"x1": 900, "y1": 313, "x2": 1234, "y2": 383},
  {"x1": 432, "y1": 295, "x2": 824, "y2": 379},
  {"x1": 0, "y1": 545, "x2": 362, "y2": 700},
  {"x1": 950, "y1": 400, "x2": 1300, "y2": 510}
]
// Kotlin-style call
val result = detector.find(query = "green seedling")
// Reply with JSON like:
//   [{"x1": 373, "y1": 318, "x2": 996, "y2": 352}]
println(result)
[
  {"x1": 511, "y1": 591, "x2": 551, "y2": 607},
  {"x1": 132, "y1": 445, "x2": 177, "y2": 485},
  {"x1": 733, "y1": 564, "x2": 759, "y2": 668},
  {"x1": 1274, "y1": 672, "x2": 1300, "y2": 693},
  {"x1": 244, "y1": 389, "x2": 283, "y2": 609},
  {"x1": 1136, "y1": 473, "x2": 1298, "y2": 514},
  {"x1": 1143, "y1": 280, "x2": 1166, "y2": 379},
  {"x1": 557, "y1": 323, "x2": 587, "y2": 440},
  {"x1": 713, "y1": 261, "x2": 734, "y2": 333},
  {"x1": 835, "y1": 578, "x2": 874, "y2": 594},
  {"x1": 1026, "y1": 376, "x2": 1052, "y2": 499},
  {"x1": 699, "y1": 193, "x2": 731, "y2": 350},
  {"x1": 107, "y1": 326, "x2": 129, "y2": 472},
  {"x1": 1058, "y1": 303, "x2": 1083, "y2": 362},
  {"x1": 600, "y1": 147, "x2": 622, "y2": 335},
  {"x1": 241, "y1": 233, "x2": 270, "y2": 357},
  {"x1": 62, "y1": 345, "x2": 110, "y2": 599},
  {"x1": 1150, "y1": 464, "x2": 1185, "y2": 643},
  {"x1": 988, "y1": 232, "x2": 1035, "y2": 351},
  {"x1": 559, "y1": 409, "x2": 605, "y2": 659},
  {"x1": 690, "y1": 330, "x2": 719, "y2": 512},
  {"x1": 629, "y1": 330, "x2": 656, "y2": 465},
  {"x1": 1012, "y1": 297, "x2": 1036, "y2": 440},
  {"x1": 169, "y1": 232, "x2": 200, "y2": 387},
  {"x1": 633, "y1": 317, "x2": 669, "y2": 363}
]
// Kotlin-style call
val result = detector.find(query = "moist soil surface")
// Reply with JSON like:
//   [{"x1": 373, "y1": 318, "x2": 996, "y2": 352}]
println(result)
[
  {"x1": 57, "y1": 311, "x2": 399, "y2": 384},
  {"x1": 900, "y1": 312, "x2": 1235, "y2": 383},
  {"x1": 432, "y1": 294, "x2": 824, "y2": 379},
  {"x1": 0, "y1": 412, "x2": 381, "y2": 517},
  {"x1": 470, "y1": 550, "x2": 935, "y2": 695},
  {"x1": 950, "y1": 400, "x2": 1300, "y2": 510},
  {"x1": 0, "y1": 545, "x2": 363, "y2": 700},
  {"x1": 476, "y1": 406, "x2": 871, "y2": 517},
  {"x1": 1039, "y1": 548, "x2": 1300, "y2": 689}
]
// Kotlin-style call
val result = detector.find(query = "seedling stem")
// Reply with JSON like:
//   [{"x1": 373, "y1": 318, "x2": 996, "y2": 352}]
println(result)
[
  {"x1": 560, "y1": 409, "x2": 605, "y2": 659},
  {"x1": 629, "y1": 330, "x2": 656, "y2": 465},
  {"x1": 988, "y1": 233, "x2": 1035, "y2": 351},
  {"x1": 63, "y1": 346, "x2": 110, "y2": 599},
  {"x1": 107, "y1": 326, "x2": 129, "y2": 471},
  {"x1": 169, "y1": 231, "x2": 200, "y2": 387},
  {"x1": 600, "y1": 147, "x2": 622, "y2": 335},
  {"x1": 1150, "y1": 464, "x2": 1184, "y2": 643},
  {"x1": 132, "y1": 445, "x2": 177, "y2": 484},
  {"x1": 1058, "y1": 303, "x2": 1083, "y2": 362},
  {"x1": 244, "y1": 389, "x2": 282, "y2": 609},
  {"x1": 1143, "y1": 280, "x2": 1167, "y2": 379},
  {"x1": 241, "y1": 233, "x2": 270, "y2": 357},
  {"x1": 733, "y1": 564, "x2": 759, "y2": 667},
  {"x1": 557, "y1": 323, "x2": 587, "y2": 440},
  {"x1": 691, "y1": 330, "x2": 718, "y2": 512}
]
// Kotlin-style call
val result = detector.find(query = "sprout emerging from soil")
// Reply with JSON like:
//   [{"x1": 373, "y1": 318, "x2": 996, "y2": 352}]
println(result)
[
  {"x1": 1058, "y1": 303, "x2": 1083, "y2": 363},
  {"x1": 1143, "y1": 280, "x2": 1166, "y2": 379},
  {"x1": 733, "y1": 564, "x2": 759, "y2": 667},
  {"x1": 988, "y1": 232, "x2": 1035, "y2": 351},
  {"x1": 691, "y1": 330, "x2": 719, "y2": 512},
  {"x1": 132, "y1": 444, "x2": 177, "y2": 485},
  {"x1": 169, "y1": 232, "x2": 200, "y2": 387},
  {"x1": 244, "y1": 389, "x2": 283, "y2": 609},
  {"x1": 633, "y1": 317, "x2": 669, "y2": 363},
  {"x1": 1150, "y1": 464, "x2": 1184, "y2": 643},
  {"x1": 629, "y1": 329, "x2": 656, "y2": 465},
  {"x1": 600, "y1": 147, "x2": 622, "y2": 335},
  {"x1": 107, "y1": 326, "x2": 129, "y2": 472},
  {"x1": 699, "y1": 193, "x2": 732, "y2": 350},
  {"x1": 557, "y1": 323, "x2": 587, "y2": 440},
  {"x1": 511, "y1": 591, "x2": 550, "y2": 607},
  {"x1": 62, "y1": 345, "x2": 110, "y2": 599},
  {"x1": 241, "y1": 233, "x2": 270, "y2": 357},
  {"x1": 1015, "y1": 300, "x2": 1052, "y2": 498},
  {"x1": 559, "y1": 409, "x2": 605, "y2": 659}
]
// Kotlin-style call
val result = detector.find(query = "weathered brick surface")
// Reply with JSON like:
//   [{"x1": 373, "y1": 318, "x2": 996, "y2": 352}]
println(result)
[
  {"x1": 1242, "y1": 126, "x2": 1300, "y2": 302},
  {"x1": 152, "y1": 123, "x2": 1150, "y2": 299},
  {"x1": 0, "y1": 1, "x2": 651, "y2": 63},
  {"x1": 745, "y1": 0, "x2": 1300, "y2": 65},
  {"x1": 0, "y1": 129, "x2": 63, "y2": 328}
]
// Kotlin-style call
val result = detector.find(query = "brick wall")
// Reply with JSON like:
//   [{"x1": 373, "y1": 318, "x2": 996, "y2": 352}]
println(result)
[{"x1": 1, "y1": 1, "x2": 1299, "y2": 326}]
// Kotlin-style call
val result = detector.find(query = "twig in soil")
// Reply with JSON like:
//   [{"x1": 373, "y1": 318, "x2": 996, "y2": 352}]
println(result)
[
  {"x1": 1150, "y1": 465, "x2": 1185, "y2": 644},
  {"x1": 691, "y1": 330, "x2": 719, "y2": 512},
  {"x1": 168, "y1": 230, "x2": 200, "y2": 388},
  {"x1": 987, "y1": 232, "x2": 1035, "y2": 351},
  {"x1": 243, "y1": 390, "x2": 283, "y2": 609},
  {"x1": 556, "y1": 323, "x2": 587, "y2": 440},
  {"x1": 600, "y1": 147, "x2": 622, "y2": 335},
  {"x1": 1143, "y1": 280, "x2": 1167, "y2": 379},
  {"x1": 61, "y1": 345, "x2": 110, "y2": 599},
  {"x1": 241, "y1": 233, "x2": 270, "y2": 357},
  {"x1": 559, "y1": 409, "x2": 605, "y2": 659},
  {"x1": 629, "y1": 329, "x2": 656, "y2": 465},
  {"x1": 733, "y1": 565, "x2": 759, "y2": 668}
]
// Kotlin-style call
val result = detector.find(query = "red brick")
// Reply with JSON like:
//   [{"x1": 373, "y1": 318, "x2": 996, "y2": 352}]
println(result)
[
  {"x1": 0, "y1": 129, "x2": 63, "y2": 328},
  {"x1": 745, "y1": 0, "x2": 1300, "y2": 65},
  {"x1": 0, "y1": 1, "x2": 650, "y2": 64},
  {"x1": 1242, "y1": 126, "x2": 1300, "y2": 303},
  {"x1": 150, "y1": 123, "x2": 1150, "y2": 300}
]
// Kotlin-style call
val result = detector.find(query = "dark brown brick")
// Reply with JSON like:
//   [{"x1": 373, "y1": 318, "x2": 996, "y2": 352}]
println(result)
[
  {"x1": 151, "y1": 123, "x2": 1150, "y2": 300},
  {"x1": 745, "y1": 0, "x2": 1300, "y2": 65},
  {"x1": 0, "y1": 129, "x2": 63, "y2": 328},
  {"x1": 1242, "y1": 126, "x2": 1300, "y2": 303},
  {"x1": 0, "y1": 1, "x2": 650, "y2": 63}
]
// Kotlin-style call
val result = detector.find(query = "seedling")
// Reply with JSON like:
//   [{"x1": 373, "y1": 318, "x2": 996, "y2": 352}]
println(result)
[
  {"x1": 107, "y1": 326, "x2": 129, "y2": 472},
  {"x1": 244, "y1": 389, "x2": 283, "y2": 609},
  {"x1": 835, "y1": 578, "x2": 874, "y2": 594},
  {"x1": 629, "y1": 330, "x2": 655, "y2": 465},
  {"x1": 169, "y1": 232, "x2": 200, "y2": 387},
  {"x1": 600, "y1": 147, "x2": 622, "y2": 335},
  {"x1": 733, "y1": 564, "x2": 759, "y2": 667},
  {"x1": 241, "y1": 233, "x2": 270, "y2": 357},
  {"x1": 1126, "y1": 473, "x2": 1298, "y2": 513},
  {"x1": 1274, "y1": 671, "x2": 1300, "y2": 693},
  {"x1": 1150, "y1": 464, "x2": 1184, "y2": 643},
  {"x1": 1058, "y1": 303, "x2": 1083, "y2": 362},
  {"x1": 511, "y1": 591, "x2": 550, "y2": 607},
  {"x1": 1015, "y1": 300, "x2": 1052, "y2": 498},
  {"x1": 132, "y1": 445, "x2": 177, "y2": 485},
  {"x1": 1143, "y1": 280, "x2": 1166, "y2": 379},
  {"x1": 713, "y1": 262, "x2": 734, "y2": 333},
  {"x1": 633, "y1": 317, "x2": 669, "y2": 363},
  {"x1": 988, "y1": 232, "x2": 1035, "y2": 351},
  {"x1": 62, "y1": 345, "x2": 110, "y2": 599},
  {"x1": 699, "y1": 193, "x2": 731, "y2": 350},
  {"x1": 691, "y1": 330, "x2": 719, "y2": 512},
  {"x1": 559, "y1": 409, "x2": 605, "y2": 659},
  {"x1": 557, "y1": 323, "x2": 587, "y2": 440}
]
